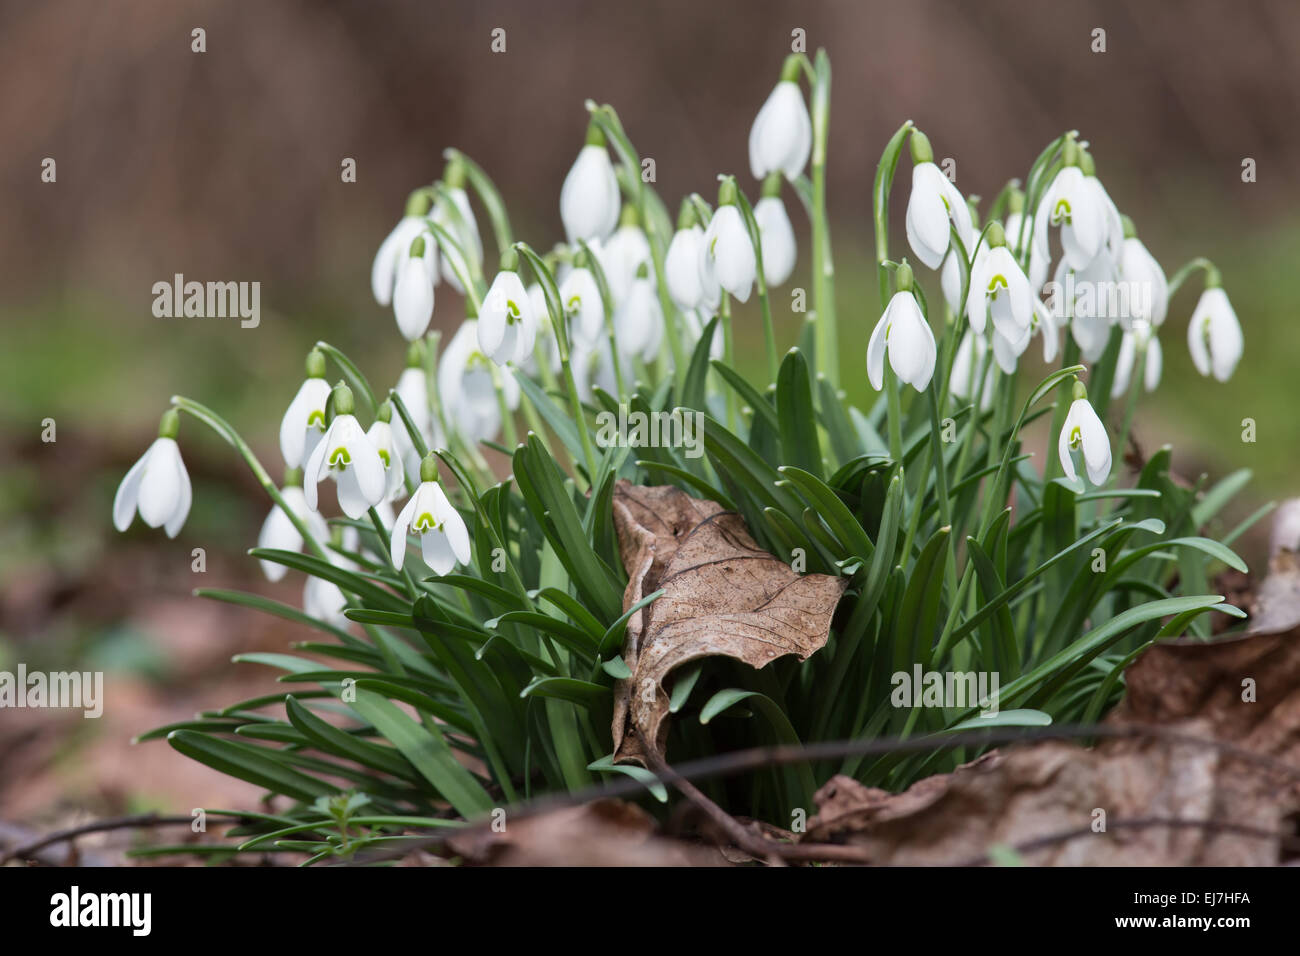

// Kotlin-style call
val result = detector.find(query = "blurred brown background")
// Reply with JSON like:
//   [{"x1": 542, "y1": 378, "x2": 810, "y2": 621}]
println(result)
[{"x1": 2, "y1": 0, "x2": 1298, "y2": 833}]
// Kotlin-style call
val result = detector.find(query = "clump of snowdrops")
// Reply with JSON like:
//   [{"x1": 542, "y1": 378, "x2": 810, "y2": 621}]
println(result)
[{"x1": 113, "y1": 50, "x2": 1257, "y2": 861}]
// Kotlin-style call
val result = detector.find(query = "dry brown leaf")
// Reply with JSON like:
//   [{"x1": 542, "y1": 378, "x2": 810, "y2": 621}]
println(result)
[
  {"x1": 610, "y1": 480, "x2": 847, "y2": 765},
  {"x1": 444, "y1": 799, "x2": 726, "y2": 867},
  {"x1": 802, "y1": 538, "x2": 1300, "y2": 866}
]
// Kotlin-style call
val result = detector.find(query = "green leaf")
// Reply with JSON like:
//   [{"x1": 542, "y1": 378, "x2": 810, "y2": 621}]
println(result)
[
  {"x1": 167, "y1": 731, "x2": 339, "y2": 803},
  {"x1": 776, "y1": 348, "x2": 823, "y2": 478},
  {"x1": 348, "y1": 690, "x2": 494, "y2": 818}
]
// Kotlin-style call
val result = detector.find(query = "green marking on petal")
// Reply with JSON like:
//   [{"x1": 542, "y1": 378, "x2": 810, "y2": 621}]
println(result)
[
  {"x1": 328, "y1": 446, "x2": 351, "y2": 470},
  {"x1": 307, "y1": 409, "x2": 326, "y2": 430},
  {"x1": 413, "y1": 511, "x2": 442, "y2": 534},
  {"x1": 1052, "y1": 199, "x2": 1072, "y2": 226}
]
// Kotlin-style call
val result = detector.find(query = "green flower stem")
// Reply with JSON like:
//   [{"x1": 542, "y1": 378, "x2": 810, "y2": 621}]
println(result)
[
  {"x1": 1109, "y1": 339, "x2": 1146, "y2": 509},
  {"x1": 808, "y1": 50, "x2": 838, "y2": 387},
  {"x1": 442, "y1": 148, "x2": 513, "y2": 262},
  {"x1": 513, "y1": 241, "x2": 599, "y2": 487},
  {"x1": 423, "y1": 219, "x2": 484, "y2": 314},
  {"x1": 720, "y1": 293, "x2": 738, "y2": 431},
  {"x1": 488, "y1": 362, "x2": 518, "y2": 450},
  {"x1": 369, "y1": 506, "x2": 420, "y2": 602},
  {"x1": 169, "y1": 396, "x2": 328, "y2": 563},
  {"x1": 885, "y1": 364, "x2": 904, "y2": 464}
]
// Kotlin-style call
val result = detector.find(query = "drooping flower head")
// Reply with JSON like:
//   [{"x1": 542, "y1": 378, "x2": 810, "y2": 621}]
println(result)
[
  {"x1": 748, "y1": 56, "x2": 812, "y2": 181},
  {"x1": 754, "y1": 173, "x2": 796, "y2": 288},
  {"x1": 665, "y1": 200, "x2": 716, "y2": 313},
  {"x1": 393, "y1": 231, "x2": 437, "y2": 342},
  {"x1": 1058, "y1": 379, "x2": 1112, "y2": 486},
  {"x1": 1187, "y1": 279, "x2": 1243, "y2": 383},
  {"x1": 478, "y1": 249, "x2": 538, "y2": 367},
  {"x1": 303, "y1": 382, "x2": 387, "y2": 520},
  {"x1": 371, "y1": 190, "x2": 434, "y2": 308},
  {"x1": 113, "y1": 408, "x2": 192, "y2": 538},
  {"x1": 439, "y1": 319, "x2": 520, "y2": 444},
  {"x1": 560, "y1": 121, "x2": 621, "y2": 244},
  {"x1": 390, "y1": 455, "x2": 472, "y2": 576},
  {"x1": 968, "y1": 221, "x2": 1033, "y2": 343},
  {"x1": 905, "y1": 129, "x2": 974, "y2": 271},
  {"x1": 866, "y1": 261, "x2": 937, "y2": 393},
  {"x1": 280, "y1": 348, "x2": 332, "y2": 470},
  {"x1": 699, "y1": 178, "x2": 756, "y2": 304}
]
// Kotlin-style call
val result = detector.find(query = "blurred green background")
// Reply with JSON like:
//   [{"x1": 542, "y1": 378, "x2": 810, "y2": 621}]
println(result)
[{"x1": 2, "y1": 0, "x2": 1297, "y2": 823}]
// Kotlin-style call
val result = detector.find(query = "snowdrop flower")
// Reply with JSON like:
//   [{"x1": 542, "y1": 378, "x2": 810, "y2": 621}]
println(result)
[
  {"x1": 748, "y1": 58, "x2": 811, "y2": 180},
  {"x1": 967, "y1": 222, "x2": 1033, "y2": 341},
  {"x1": 1111, "y1": 321, "x2": 1163, "y2": 398},
  {"x1": 754, "y1": 182, "x2": 796, "y2": 287},
  {"x1": 392, "y1": 232, "x2": 437, "y2": 341},
  {"x1": 559, "y1": 262, "x2": 606, "y2": 348},
  {"x1": 1033, "y1": 139, "x2": 1108, "y2": 272},
  {"x1": 365, "y1": 404, "x2": 406, "y2": 502},
  {"x1": 1081, "y1": 153, "x2": 1124, "y2": 269},
  {"x1": 280, "y1": 349, "x2": 332, "y2": 470},
  {"x1": 1058, "y1": 382, "x2": 1112, "y2": 486},
  {"x1": 256, "y1": 471, "x2": 329, "y2": 581},
  {"x1": 613, "y1": 265, "x2": 664, "y2": 363},
  {"x1": 560, "y1": 124, "x2": 621, "y2": 243},
  {"x1": 303, "y1": 384, "x2": 387, "y2": 520},
  {"x1": 1117, "y1": 217, "x2": 1168, "y2": 328},
  {"x1": 371, "y1": 191, "x2": 434, "y2": 307},
  {"x1": 599, "y1": 208, "x2": 652, "y2": 304},
  {"x1": 905, "y1": 131, "x2": 974, "y2": 271},
  {"x1": 699, "y1": 182, "x2": 756, "y2": 303},
  {"x1": 949, "y1": 332, "x2": 994, "y2": 412},
  {"x1": 113, "y1": 409, "x2": 192, "y2": 538},
  {"x1": 439, "y1": 319, "x2": 519, "y2": 443},
  {"x1": 665, "y1": 204, "x2": 717, "y2": 312},
  {"x1": 391, "y1": 456, "x2": 472, "y2": 576},
  {"x1": 1187, "y1": 282, "x2": 1243, "y2": 382},
  {"x1": 478, "y1": 257, "x2": 537, "y2": 366},
  {"x1": 866, "y1": 263, "x2": 937, "y2": 393}
]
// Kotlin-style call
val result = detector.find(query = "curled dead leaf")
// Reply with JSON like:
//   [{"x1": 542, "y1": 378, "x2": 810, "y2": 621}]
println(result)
[{"x1": 610, "y1": 480, "x2": 847, "y2": 765}]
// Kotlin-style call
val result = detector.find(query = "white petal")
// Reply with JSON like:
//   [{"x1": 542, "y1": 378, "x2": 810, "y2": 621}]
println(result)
[
  {"x1": 749, "y1": 81, "x2": 811, "y2": 179},
  {"x1": 138, "y1": 438, "x2": 183, "y2": 529},
  {"x1": 1144, "y1": 336, "x2": 1163, "y2": 392},
  {"x1": 346, "y1": 429, "x2": 387, "y2": 510},
  {"x1": 371, "y1": 217, "x2": 423, "y2": 307},
  {"x1": 163, "y1": 446, "x2": 192, "y2": 538},
  {"x1": 390, "y1": 493, "x2": 419, "y2": 570},
  {"x1": 280, "y1": 377, "x2": 331, "y2": 469},
  {"x1": 430, "y1": 483, "x2": 471, "y2": 565},
  {"x1": 394, "y1": 254, "x2": 435, "y2": 342},
  {"x1": 560, "y1": 145, "x2": 620, "y2": 243},
  {"x1": 711, "y1": 207, "x2": 756, "y2": 302},
  {"x1": 866, "y1": 308, "x2": 890, "y2": 392},
  {"x1": 1111, "y1": 332, "x2": 1136, "y2": 398},
  {"x1": 666, "y1": 227, "x2": 705, "y2": 310},
  {"x1": 755, "y1": 196, "x2": 796, "y2": 287},
  {"x1": 258, "y1": 497, "x2": 304, "y2": 581},
  {"x1": 906, "y1": 164, "x2": 953, "y2": 270},
  {"x1": 1057, "y1": 405, "x2": 1079, "y2": 483},
  {"x1": 420, "y1": 530, "x2": 458, "y2": 576},
  {"x1": 113, "y1": 445, "x2": 150, "y2": 532}
]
